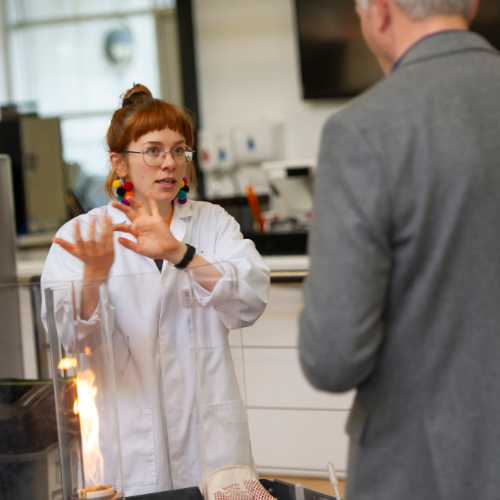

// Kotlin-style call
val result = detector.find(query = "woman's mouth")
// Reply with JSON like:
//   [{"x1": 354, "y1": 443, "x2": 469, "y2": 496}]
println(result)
[{"x1": 157, "y1": 179, "x2": 176, "y2": 185}]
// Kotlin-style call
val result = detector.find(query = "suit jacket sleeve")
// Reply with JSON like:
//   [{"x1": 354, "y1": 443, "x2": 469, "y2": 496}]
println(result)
[{"x1": 299, "y1": 115, "x2": 392, "y2": 392}]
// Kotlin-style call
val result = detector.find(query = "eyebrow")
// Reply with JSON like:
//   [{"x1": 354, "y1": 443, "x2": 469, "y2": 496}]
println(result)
[{"x1": 142, "y1": 139, "x2": 186, "y2": 148}]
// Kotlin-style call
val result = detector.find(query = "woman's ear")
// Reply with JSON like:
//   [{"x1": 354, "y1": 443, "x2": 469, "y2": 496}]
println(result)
[{"x1": 110, "y1": 152, "x2": 127, "y2": 179}]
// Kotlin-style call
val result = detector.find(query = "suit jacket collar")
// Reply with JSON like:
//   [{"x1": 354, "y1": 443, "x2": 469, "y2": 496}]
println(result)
[{"x1": 396, "y1": 30, "x2": 498, "y2": 71}]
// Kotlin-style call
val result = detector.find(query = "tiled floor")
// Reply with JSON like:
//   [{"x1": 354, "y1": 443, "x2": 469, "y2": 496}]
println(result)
[{"x1": 260, "y1": 475, "x2": 345, "y2": 499}]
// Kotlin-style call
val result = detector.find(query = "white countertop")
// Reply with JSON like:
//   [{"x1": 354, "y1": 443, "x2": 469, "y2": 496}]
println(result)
[{"x1": 16, "y1": 250, "x2": 310, "y2": 281}]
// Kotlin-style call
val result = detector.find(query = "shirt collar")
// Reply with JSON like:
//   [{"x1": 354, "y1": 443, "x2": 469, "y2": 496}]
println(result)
[{"x1": 391, "y1": 29, "x2": 469, "y2": 73}]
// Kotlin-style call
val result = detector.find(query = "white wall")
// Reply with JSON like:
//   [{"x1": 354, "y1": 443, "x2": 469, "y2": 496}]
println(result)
[{"x1": 192, "y1": 0, "x2": 348, "y2": 161}]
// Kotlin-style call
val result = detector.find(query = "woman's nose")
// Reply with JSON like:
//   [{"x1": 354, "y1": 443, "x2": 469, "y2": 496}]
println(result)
[{"x1": 160, "y1": 151, "x2": 176, "y2": 169}]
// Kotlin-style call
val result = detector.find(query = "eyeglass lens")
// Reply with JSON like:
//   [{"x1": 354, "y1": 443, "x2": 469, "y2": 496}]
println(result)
[{"x1": 143, "y1": 147, "x2": 193, "y2": 167}]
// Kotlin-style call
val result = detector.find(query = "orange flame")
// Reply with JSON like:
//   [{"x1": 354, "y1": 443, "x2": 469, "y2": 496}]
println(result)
[
  {"x1": 58, "y1": 357, "x2": 77, "y2": 370},
  {"x1": 77, "y1": 369, "x2": 104, "y2": 486}
]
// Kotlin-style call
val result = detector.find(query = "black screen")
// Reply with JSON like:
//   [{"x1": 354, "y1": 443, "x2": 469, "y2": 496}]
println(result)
[{"x1": 295, "y1": 0, "x2": 500, "y2": 100}]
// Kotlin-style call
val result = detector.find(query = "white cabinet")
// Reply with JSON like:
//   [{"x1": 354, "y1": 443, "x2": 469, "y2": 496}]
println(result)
[{"x1": 242, "y1": 283, "x2": 354, "y2": 478}]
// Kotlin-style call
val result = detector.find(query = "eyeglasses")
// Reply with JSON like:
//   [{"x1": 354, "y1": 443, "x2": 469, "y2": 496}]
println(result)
[{"x1": 121, "y1": 146, "x2": 195, "y2": 167}]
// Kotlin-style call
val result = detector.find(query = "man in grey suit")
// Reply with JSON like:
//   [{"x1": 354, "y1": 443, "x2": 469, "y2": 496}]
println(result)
[{"x1": 299, "y1": 0, "x2": 500, "y2": 498}]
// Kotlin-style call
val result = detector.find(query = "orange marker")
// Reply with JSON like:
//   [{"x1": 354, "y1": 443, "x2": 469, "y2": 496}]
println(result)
[{"x1": 245, "y1": 185, "x2": 264, "y2": 232}]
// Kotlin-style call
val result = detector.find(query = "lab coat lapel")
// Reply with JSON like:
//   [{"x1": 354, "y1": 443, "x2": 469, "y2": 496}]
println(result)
[
  {"x1": 107, "y1": 201, "x2": 128, "y2": 225},
  {"x1": 170, "y1": 199, "x2": 193, "y2": 244}
]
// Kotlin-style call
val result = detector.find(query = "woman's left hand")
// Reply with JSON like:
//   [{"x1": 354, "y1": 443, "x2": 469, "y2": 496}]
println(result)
[{"x1": 112, "y1": 193, "x2": 186, "y2": 264}]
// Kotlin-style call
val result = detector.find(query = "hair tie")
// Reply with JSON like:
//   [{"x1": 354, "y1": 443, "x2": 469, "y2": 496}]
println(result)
[{"x1": 122, "y1": 91, "x2": 148, "y2": 108}]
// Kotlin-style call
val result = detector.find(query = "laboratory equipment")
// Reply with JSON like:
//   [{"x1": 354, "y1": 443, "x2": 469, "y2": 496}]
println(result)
[{"x1": 261, "y1": 159, "x2": 315, "y2": 226}]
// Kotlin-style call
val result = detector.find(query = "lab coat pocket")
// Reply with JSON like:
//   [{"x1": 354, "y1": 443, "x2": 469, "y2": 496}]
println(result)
[
  {"x1": 102, "y1": 407, "x2": 157, "y2": 488},
  {"x1": 187, "y1": 307, "x2": 228, "y2": 349},
  {"x1": 197, "y1": 399, "x2": 254, "y2": 472}
]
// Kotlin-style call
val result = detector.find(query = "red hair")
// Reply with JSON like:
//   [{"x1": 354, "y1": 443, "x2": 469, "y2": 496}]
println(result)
[{"x1": 104, "y1": 83, "x2": 197, "y2": 199}]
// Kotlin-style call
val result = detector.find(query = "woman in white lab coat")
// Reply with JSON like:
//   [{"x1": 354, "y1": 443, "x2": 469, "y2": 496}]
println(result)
[{"x1": 41, "y1": 84, "x2": 270, "y2": 496}]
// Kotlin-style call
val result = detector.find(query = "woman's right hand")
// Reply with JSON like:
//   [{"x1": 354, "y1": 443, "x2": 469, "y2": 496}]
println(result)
[{"x1": 52, "y1": 213, "x2": 115, "y2": 280}]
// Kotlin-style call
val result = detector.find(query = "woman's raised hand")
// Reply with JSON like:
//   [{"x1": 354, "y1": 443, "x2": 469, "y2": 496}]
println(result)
[
  {"x1": 52, "y1": 213, "x2": 115, "y2": 279},
  {"x1": 112, "y1": 193, "x2": 185, "y2": 264}
]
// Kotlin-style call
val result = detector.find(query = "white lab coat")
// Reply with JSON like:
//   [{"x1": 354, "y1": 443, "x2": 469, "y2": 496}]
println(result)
[{"x1": 41, "y1": 199, "x2": 270, "y2": 496}]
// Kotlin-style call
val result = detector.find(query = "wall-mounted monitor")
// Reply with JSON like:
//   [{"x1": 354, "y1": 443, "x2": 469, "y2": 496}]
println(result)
[{"x1": 294, "y1": 0, "x2": 500, "y2": 100}]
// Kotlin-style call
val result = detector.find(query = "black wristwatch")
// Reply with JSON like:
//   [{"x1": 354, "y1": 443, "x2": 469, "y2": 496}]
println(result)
[{"x1": 174, "y1": 244, "x2": 196, "y2": 269}]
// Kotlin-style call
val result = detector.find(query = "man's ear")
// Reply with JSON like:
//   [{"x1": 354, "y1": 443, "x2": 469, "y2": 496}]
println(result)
[
  {"x1": 468, "y1": 0, "x2": 480, "y2": 24},
  {"x1": 371, "y1": 0, "x2": 391, "y2": 32},
  {"x1": 110, "y1": 152, "x2": 127, "y2": 179}
]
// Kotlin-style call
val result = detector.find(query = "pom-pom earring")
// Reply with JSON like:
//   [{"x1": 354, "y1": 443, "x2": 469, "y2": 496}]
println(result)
[
  {"x1": 177, "y1": 177, "x2": 189, "y2": 205},
  {"x1": 113, "y1": 177, "x2": 134, "y2": 206}
]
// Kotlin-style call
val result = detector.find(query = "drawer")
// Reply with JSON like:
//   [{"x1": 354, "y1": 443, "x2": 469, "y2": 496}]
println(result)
[
  {"x1": 244, "y1": 348, "x2": 355, "y2": 410},
  {"x1": 248, "y1": 408, "x2": 350, "y2": 475}
]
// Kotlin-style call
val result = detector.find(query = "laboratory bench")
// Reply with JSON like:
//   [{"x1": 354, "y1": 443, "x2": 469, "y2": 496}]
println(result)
[
  {"x1": 16, "y1": 248, "x2": 311, "y2": 283},
  {"x1": 14, "y1": 248, "x2": 352, "y2": 479}
]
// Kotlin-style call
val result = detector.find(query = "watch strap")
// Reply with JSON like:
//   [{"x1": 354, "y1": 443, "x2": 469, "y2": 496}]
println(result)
[{"x1": 174, "y1": 244, "x2": 196, "y2": 269}]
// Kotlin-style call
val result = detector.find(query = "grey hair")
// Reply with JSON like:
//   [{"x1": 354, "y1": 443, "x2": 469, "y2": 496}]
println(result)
[{"x1": 356, "y1": 0, "x2": 476, "y2": 19}]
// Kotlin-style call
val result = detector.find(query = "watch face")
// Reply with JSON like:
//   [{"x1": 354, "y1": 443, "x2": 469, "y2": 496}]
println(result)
[{"x1": 104, "y1": 27, "x2": 134, "y2": 66}]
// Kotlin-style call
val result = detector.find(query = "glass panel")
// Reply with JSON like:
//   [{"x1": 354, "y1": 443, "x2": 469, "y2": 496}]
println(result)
[
  {"x1": 6, "y1": 0, "x2": 176, "y2": 25},
  {"x1": 9, "y1": 15, "x2": 161, "y2": 116},
  {"x1": 0, "y1": 274, "x2": 339, "y2": 500},
  {"x1": 45, "y1": 279, "x2": 125, "y2": 499},
  {"x1": 39, "y1": 266, "x2": 257, "y2": 499},
  {"x1": 187, "y1": 262, "x2": 257, "y2": 500}
]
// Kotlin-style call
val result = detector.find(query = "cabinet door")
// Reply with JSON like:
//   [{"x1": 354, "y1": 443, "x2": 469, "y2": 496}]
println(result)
[
  {"x1": 248, "y1": 408, "x2": 351, "y2": 475},
  {"x1": 244, "y1": 283, "x2": 353, "y2": 477}
]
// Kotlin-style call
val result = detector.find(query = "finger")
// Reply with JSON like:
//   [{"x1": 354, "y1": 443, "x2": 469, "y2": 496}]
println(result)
[
  {"x1": 117, "y1": 237, "x2": 139, "y2": 253},
  {"x1": 52, "y1": 238, "x2": 78, "y2": 256},
  {"x1": 146, "y1": 193, "x2": 160, "y2": 217},
  {"x1": 113, "y1": 223, "x2": 132, "y2": 233},
  {"x1": 111, "y1": 201, "x2": 139, "y2": 222},
  {"x1": 88, "y1": 215, "x2": 96, "y2": 243},
  {"x1": 98, "y1": 212, "x2": 110, "y2": 238},
  {"x1": 128, "y1": 196, "x2": 150, "y2": 216},
  {"x1": 74, "y1": 220, "x2": 85, "y2": 251},
  {"x1": 104, "y1": 216, "x2": 115, "y2": 254},
  {"x1": 96, "y1": 213, "x2": 108, "y2": 245}
]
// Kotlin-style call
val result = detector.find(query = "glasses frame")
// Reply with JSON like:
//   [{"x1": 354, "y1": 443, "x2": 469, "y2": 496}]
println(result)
[{"x1": 121, "y1": 146, "x2": 195, "y2": 167}]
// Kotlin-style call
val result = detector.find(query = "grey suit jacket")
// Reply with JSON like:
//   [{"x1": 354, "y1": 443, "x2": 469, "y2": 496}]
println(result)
[{"x1": 299, "y1": 31, "x2": 500, "y2": 500}]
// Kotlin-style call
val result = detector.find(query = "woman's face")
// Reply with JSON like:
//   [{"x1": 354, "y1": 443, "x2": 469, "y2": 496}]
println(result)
[{"x1": 118, "y1": 127, "x2": 188, "y2": 207}]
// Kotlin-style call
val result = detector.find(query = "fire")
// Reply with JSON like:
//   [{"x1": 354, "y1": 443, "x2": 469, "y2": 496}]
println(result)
[
  {"x1": 58, "y1": 357, "x2": 77, "y2": 370},
  {"x1": 77, "y1": 369, "x2": 104, "y2": 486}
]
